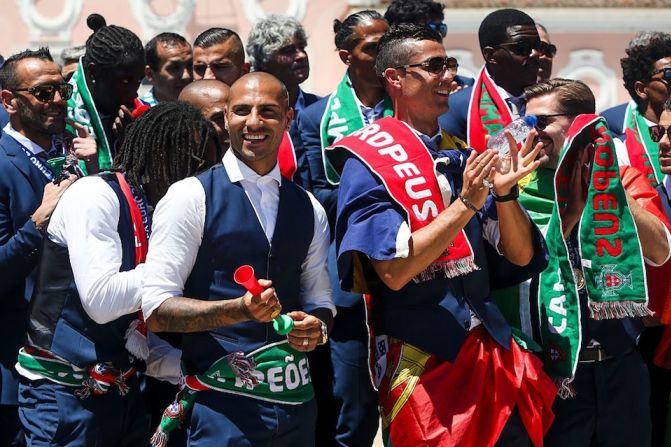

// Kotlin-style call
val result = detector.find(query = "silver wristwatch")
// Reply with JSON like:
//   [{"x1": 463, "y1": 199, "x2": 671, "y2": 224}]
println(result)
[{"x1": 317, "y1": 320, "x2": 329, "y2": 345}]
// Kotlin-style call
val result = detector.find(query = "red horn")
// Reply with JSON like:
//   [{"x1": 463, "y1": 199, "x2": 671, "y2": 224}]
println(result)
[{"x1": 234, "y1": 265, "x2": 264, "y2": 295}]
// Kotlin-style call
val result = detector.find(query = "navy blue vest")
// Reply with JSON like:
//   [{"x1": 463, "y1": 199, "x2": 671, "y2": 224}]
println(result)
[
  {"x1": 26, "y1": 173, "x2": 137, "y2": 369},
  {"x1": 181, "y1": 165, "x2": 314, "y2": 374},
  {"x1": 372, "y1": 217, "x2": 514, "y2": 363}
]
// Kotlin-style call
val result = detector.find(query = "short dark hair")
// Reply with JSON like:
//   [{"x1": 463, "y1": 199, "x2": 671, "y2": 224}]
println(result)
[
  {"x1": 478, "y1": 8, "x2": 536, "y2": 51},
  {"x1": 375, "y1": 24, "x2": 442, "y2": 77},
  {"x1": 0, "y1": 47, "x2": 54, "y2": 90},
  {"x1": 333, "y1": 10, "x2": 385, "y2": 51},
  {"x1": 524, "y1": 78, "x2": 595, "y2": 116},
  {"x1": 115, "y1": 101, "x2": 220, "y2": 190},
  {"x1": 60, "y1": 45, "x2": 86, "y2": 65},
  {"x1": 145, "y1": 32, "x2": 190, "y2": 71},
  {"x1": 621, "y1": 31, "x2": 671, "y2": 106},
  {"x1": 193, "y1": 27, "x2": 241, "y2": 49},
  {"x1": 82, "y1": 14, "x2": 144, "y2": 70},
  {"x1": 384, "y1": 0, "x2": 444, "y2": 27}
]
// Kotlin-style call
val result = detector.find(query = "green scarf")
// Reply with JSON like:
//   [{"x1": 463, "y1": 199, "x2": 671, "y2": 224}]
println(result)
[
  {"x1": 537, "y1": 115, "x2": 649, "y2": 395},
  {"x1": 150, "y1": 340, "x2": 314, "y2": 447},
  {"x1": 66, "y1": 60, "x2": 113, "y2": 170},
  {"x1": 320, "y1": 73, "x2": 393, "y2": 185},
  {"x1": 623, "y1": 101, "x2": 663, "y2": 186}
]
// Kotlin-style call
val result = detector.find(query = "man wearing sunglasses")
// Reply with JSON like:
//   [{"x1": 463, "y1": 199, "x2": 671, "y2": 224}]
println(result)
[
  {"x1": 439, "y1": 8, "x2": 543, "y2": 152},
  {"x1": 330, "y1": 24, "x2": 555, "y2": 447},
  {"x1": 192, "y1": 28, "x2": 250, "y2": 86},
  {"x1": 523, "y1": 78, "x2": 671, "y2": 447},
  {"x1": 536, "y1": 23, "x2": 556, "y2": 83},
  {"x1": 602, "y1": 32, "x2": 671, "y2": 161},
  {"x1": 0, "y1": 47, "x2": 97, "y2": 446}
]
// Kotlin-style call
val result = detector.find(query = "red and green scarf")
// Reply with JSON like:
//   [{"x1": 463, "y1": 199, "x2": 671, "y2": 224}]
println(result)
[
  {"x1": 537, "y1": 115, "x2": 650, "y2": 395},
  {"x1": 467, "y1": 67, "x2": 513, "y2": 153},
  {"x1": 327, "y1": 117, "x2": 477, "y2": 281},
  {"x1": 623, "y1": 101, "x2": 663, "y2": 186},
  {"x1": 321, "y1": 73, "x2": 393, "y2": 185},
  {"x1": 277, "y1": 131, "x2": 297, "y2": 180}
]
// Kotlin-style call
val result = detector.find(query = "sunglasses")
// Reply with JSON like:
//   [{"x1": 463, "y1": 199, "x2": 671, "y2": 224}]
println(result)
[
  {"x1": 497, "y1": 39, "x2": 546, "y2": 58},
  {"x1": 538, "y1": 41, "x2": 557, "y2": 58},
  {"x1": 428, "y1": 22, "x2": 448, "y2": 38},
  {"x1": 534, "y1": 113, "x2": 569, "y2": 130},
  {"x1": 12, "y1": 83, "x2": 73, "y2": 103},
  {"x1": 650, "y1": 67, "x2": 671, "y2": 86},
  {"x1": 649, "y1": 124, "x2": 671, "y2": 143},
  {"x1": 395, "y1": 56, "x2": 459, "y2": 76}
]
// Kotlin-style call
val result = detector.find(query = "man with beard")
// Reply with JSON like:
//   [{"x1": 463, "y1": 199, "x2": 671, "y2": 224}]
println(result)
[
  {"x1": 192, "y1": 28, "x2": 249, "y2": 86},
  {"x1": 141, "y1": 32, "x2": 193, "y2": 106},
  {"x1": 523, "y1": 78, "x2": 671, "y2": 446},
  {"x1": 296, "y1": 10, "x2": 389, "y2": 446},
  {"x1": 179, "y1": 79, "x2": 230, "y2": 152},
  {"x1": 67, "y1": 13, "x2": 145, "y2": 169},
  {"x1": 0, "y1": 47, "x2": 96, "y2": 446},
  {"x1": 142, "y1": 72, "x2": 333, "y2": 447},
  {"x1": 246, "y1": 15, "x2": 320, "y2": 187},
  {"x1": 439, "y1": 8, "x2": 542, "y2": 150}
]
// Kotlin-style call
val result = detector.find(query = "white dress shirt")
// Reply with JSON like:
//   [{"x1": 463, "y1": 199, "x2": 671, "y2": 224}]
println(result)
[
  {"x1": 141, "y1": 150, "x2": 334, "y2": 319},
  {"x1": 18, "y1": 175, "x2": 181, "y2": 382},
  {"x1": 3, "y1": 123, "x2": 57, "y2": 155}
]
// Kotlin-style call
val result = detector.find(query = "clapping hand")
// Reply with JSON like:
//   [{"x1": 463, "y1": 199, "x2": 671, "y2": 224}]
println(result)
[{"x1": 490, "y1": 129, "x2": 543, "y2": 196}]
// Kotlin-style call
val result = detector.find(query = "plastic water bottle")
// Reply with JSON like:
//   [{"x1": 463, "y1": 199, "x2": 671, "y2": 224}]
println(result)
[{"x1": 487, "y1": 115, "x2": 538, "y2": 173}]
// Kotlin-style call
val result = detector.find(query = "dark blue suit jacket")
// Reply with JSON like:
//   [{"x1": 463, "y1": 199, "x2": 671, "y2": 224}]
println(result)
[
  {"x1": 0, "y1": 107, "x2": 8, "y2": 130},
  {"x1": 0, "y1": 132, "x2": 50, "y2": 405},
  {"x1": 601, "y1": 102, "x2": 628, "y2": 141},
  {"x1": 291, "y1": 90, "x2": 320, "y2": 189},
  {"x1": 438, "y1": 86, "x2": 475, "y2": 142}
]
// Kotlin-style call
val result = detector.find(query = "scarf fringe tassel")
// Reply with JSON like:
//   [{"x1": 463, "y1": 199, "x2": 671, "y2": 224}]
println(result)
[
  {"x1": 414, "y1": 257, "x2": 479, "y2": 282},
  {"x1": 589, "y1": 301, "x2": 653, "y2": 320},
  {"x1": 554, "y1": 377, "x2": 576, "y2": 400}
]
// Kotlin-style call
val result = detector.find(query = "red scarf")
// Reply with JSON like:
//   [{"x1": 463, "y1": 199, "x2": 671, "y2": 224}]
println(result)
[
  {"x1": 328, "y1": 117, "x2": 476, "y2": 280},
  {"x1": 467, "y1": 67, "x2": 513, "y2": 153}
]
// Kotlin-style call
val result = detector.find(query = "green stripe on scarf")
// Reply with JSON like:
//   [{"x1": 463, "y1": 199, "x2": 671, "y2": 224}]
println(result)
[
  {"x1": 624, "y1": 101, "x2": 663, "y2": 185},
  {"x1": 320, "y1": 73, "x2": 393, "y2": 185},
  {"x1": 150, "y1": 340, "x2": 314, "y2": 447},
  {"x1": 537, "y1": 115, "x2": 649, "y2": 394},
  {"x1": 67, "y1": 60, "x2": 113, "y2": 170}
]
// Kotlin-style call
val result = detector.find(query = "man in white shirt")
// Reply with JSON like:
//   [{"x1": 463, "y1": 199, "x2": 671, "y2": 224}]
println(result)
[
  {"x1": 0, "y1": 47, "x2": 95, "y2": 446},
  {"x1": 16, "y1": 101, "x2": 217, "y2": 446},
  {"x1": 142, "y1": 72, "x2": 333, "y2": 447}
]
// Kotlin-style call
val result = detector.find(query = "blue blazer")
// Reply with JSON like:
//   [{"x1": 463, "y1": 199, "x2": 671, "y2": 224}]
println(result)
[
  {"x1": 0, "y1": 132, "x2": 50, "y2": 405},
  {"x1": 291, "y1": 90, "x2": 321, "y2": 189},
  {"x1": 438, "y1": 86, "x2": 474, "y2": 142},
  {"x1": 601, "y1": 102, "x2": 628, "y2": 141}
]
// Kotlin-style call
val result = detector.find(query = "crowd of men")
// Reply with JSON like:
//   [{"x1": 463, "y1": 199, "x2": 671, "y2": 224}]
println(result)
[{"x1": 1, "y1": 1, "x2": 671, "y2": 446}]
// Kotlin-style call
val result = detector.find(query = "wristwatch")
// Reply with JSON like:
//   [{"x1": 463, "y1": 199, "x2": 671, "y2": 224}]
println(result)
[
  {"x1": 317, "y1": 320, "x2": 329, "y2": 345},
  {"x1": 492, "y1": 184, "x2": 519, "y2": 202}
]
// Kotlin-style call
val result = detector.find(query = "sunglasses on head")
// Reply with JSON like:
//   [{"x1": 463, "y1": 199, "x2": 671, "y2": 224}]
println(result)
[
  {"x1": 533, "y1": 113, "x2": 569, "y2": 130},
  {"x1": 649, "y1": 124, "x2": 671, "y2": 143},
  {"x1": 395, "y1": 56, "x2": 459, "y2": 76},
  {"x1": 12, "y1": 83, "x2": 73, "y2": 103},
  {"x1": 497, "y1": 39, "x2": 550, "y2": 58},
  {"x1": 428, "y1": 22, "x2": 448, "y2": 38}
]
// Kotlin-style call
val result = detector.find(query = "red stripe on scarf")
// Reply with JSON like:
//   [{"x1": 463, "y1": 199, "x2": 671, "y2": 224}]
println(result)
[
  {"x1": 467, "y1": 68, "x2": 513, "y2": 153},
  {"x1": 277, "y1": 131, "x2": 297, "y2": 180},
  {"x1": 379, "y1": 329, "x2": 556, "y2": 447}
]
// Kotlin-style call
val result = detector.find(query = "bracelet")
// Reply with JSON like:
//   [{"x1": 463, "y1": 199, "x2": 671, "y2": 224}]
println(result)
[
  {"x1": 458, "y1": 194, "x2": 479, "y2": 213},
  {"x1": 492, "y1": 184, "x2": 519, "y2": 202}
]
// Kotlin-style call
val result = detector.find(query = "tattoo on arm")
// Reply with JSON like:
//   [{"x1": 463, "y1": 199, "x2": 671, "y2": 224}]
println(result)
[{"x1": 148, "y1": 296, "x2": 247, "y2": 333}]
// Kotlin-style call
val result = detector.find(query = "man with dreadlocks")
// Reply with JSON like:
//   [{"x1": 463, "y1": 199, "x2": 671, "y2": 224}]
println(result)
[
  {"x1": 16, "y1": 102, "x2": 220, "y2": 446},
  {"x1": 67, "y1": 13, "x2": 146, "y2": 170},
  {"x1": 142, "y1": 72, "x2": 333, "y2": 447}
]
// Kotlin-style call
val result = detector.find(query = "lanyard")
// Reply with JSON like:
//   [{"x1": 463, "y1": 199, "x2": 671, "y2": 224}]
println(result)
[{"x1": 18, "y1": 145, "x2": 55, "y2": 182}]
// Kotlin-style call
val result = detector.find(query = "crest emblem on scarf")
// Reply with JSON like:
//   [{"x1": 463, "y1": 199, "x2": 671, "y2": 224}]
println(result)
[{"x1": 595, "y1": 265, "x2": 633, "y2": 296}]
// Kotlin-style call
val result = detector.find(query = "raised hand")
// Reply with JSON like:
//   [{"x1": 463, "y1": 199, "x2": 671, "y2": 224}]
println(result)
[
  {"x1": 461, "y1": 149, "x2": 498, "y2": 210},
  {"x1": 491, "y1": 129, "x2": 542, "y2": 196}
]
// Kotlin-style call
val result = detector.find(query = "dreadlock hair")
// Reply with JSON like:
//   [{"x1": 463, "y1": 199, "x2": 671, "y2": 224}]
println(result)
[
  {"x1": 114, "y1": 101, "x2": 220, "y2": 191},
  {"x1": 83, "y1": 13, "x2": 144, "y2": 70},
  {"x1": 478, "y1": 9, "x2": 535, "y2": 51},
  {"x1": 375, "y1": 23, "x2": 442, "y2": 77},
  {"x1": 384, "y1": 0, "x2": 444, "y2": 27},
  {"x1": 621, "y1": 31, "x2": 671, "y2": 106},
  {"x1": 145, "y1": 32, "x2": 190, "y2": 71},
  {"x1": 0, "y1": 47, "x2": 54, "y2": 90},
  {"x1": 333, "y1": 10, "x2": 385, "y2": 51}
]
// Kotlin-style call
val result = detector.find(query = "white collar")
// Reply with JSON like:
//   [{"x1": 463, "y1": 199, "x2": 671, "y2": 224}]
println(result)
[
  {"x1": 222, "y1": 149, "x2": 282, "y2": 185},
  {"x1": 2, "y1": 124, "x2": 55, "y2": 155}
]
